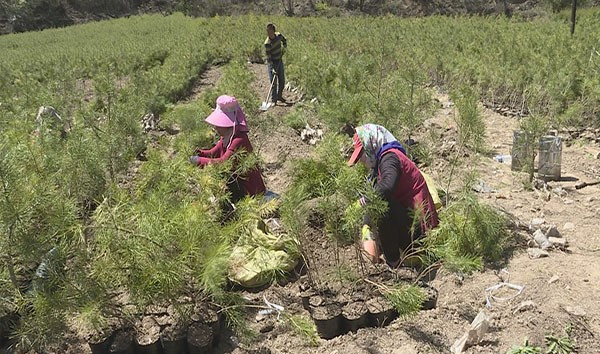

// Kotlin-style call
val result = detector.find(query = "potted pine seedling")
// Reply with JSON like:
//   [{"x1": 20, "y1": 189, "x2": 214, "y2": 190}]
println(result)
[
  {"x1": 107, "y1": 328, "x2": 134, "y2": 354},
  {"x1": 341, "y1": 300, "x2": 369, "y2": 332},
  {"x1": 310, "y1": 302, "x2": 343, "y2": 339},
  {"x1": 77, "y1": 303, "x2": 120, "y2": 354},
  {"x1": 134, "y1": 316, "x2": 161, "y2": 354},
  {"x1": 160, "y1": 321, "x2": 188, "y2": 354},
  {"x1": 366, "y1": 296, "x2": 397, "y2": 327},
  {"x1": 186, "y1": 321, "x2": 213, "y2": 354},
  {"x1": 190, "y1": 302, "x2": 221, "y2": 346}
]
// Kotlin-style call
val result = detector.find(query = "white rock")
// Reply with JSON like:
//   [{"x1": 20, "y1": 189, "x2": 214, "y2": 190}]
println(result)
[
  {"x1": 565, "y1": 306, "x2": 586, "y2": 317},
  {"x1": 450, "y1": 311, "x2": 489, "y2": 354},
  {"x1": 553, "y1": 187, "x2": 568, "y2": 197},
  {"x1": 533, "y1": 229, "x2": 552, "y2": 250},
  {"x1": 529, "y1": 218, "x2": 546, "y2": 232},
  {"x1": 527, "y1": 248, "x2": 549, "y2": 259},
  {"x1": 547, "y1": 275, "x2": 560, "y2": 284},
  {"x1": 563, "y1": 222, "x2": 575, "y2": 231}
]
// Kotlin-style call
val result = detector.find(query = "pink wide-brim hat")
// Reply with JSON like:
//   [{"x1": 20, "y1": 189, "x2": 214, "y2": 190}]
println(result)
[{"x1": 205, "y1": 95, "x2": 249, "y2": 132}]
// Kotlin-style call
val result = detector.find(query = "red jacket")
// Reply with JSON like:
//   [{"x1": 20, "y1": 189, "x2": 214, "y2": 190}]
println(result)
[
  {"x1": 379, "y1": 149, "x2": 439, "y2": 231},
  {"x1": 195, "y1": 133, "x2": 266, "y2": 197}
]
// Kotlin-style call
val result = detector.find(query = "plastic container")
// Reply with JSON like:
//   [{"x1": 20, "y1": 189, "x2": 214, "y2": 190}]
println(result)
[
  {"x1": 538, "y1": 136, "x2": 562, "y2": 181},
  {"x1": 366, "y1": 297, "x2": 397, "y2": 327},
  {"x1": 108, "y1": 330, "x2": 134, "y2": 354},
  {"x1": 342, "y1": 301, "x2": 369, "y2": 333},
  {"x1": 494, "y1": 155, "x2": 512, "y2": 164},
  {"x1": 511, "y1": 130, "x2": 531, "y2": 171},
  {"x1": 160, "y1": 324, "x2": 188, "y2": 354},
  {"x1": 88, "y1": 332, "x2": 115, "y2": 354},
  {"x1": 421, "y1": 284, "x2": 439, "y2": 310},
  {"x1": 311, "y1": 303, "x2": 343, "y2": 339}
]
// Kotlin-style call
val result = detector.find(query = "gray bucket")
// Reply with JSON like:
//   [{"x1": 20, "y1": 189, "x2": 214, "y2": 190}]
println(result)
[
  {"x1": 538, "y1": 136, "x2": 562, "y2": 181},
  {"x1": 511, "y1": 130, "x2": 531, "y2": 172}
]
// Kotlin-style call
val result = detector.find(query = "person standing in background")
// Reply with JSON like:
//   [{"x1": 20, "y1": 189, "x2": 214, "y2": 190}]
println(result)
[{"x1": 265, "y1": 23, "x2": 287, "y2": 104}]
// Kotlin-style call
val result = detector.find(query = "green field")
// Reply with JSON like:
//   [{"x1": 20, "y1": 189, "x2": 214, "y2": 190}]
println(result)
[{"x1": 1, "y1": 10, "x2": 600, "y2": 350}]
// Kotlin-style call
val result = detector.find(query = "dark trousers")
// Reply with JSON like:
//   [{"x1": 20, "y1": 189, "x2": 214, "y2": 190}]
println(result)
[
  {"x1": 267, "y1": 60, "x2": 285, "y2": 102},
  {"x1": 220, "y1": 178, "x2": 246, "y2": 222},
  {"x1": 377, "y1": 202, "x2": 424, "y2": 265}
]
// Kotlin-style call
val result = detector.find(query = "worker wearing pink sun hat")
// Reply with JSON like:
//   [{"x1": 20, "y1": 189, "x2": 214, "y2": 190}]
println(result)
[{"x1": 191, "y1": 95, "x2": 266, "y2": 202}]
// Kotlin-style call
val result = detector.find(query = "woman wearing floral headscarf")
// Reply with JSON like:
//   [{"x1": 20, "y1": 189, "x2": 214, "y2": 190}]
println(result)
[
  {"x1": 348, "y1": 124, "x2": 438, "y2": 268},
  {"x1": 190, "y1": 95, "x2": 266, "y2": 203}
]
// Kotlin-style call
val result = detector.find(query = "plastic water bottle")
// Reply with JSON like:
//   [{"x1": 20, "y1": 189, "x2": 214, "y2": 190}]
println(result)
[{"x1": 494, "y1": 155, "x2": 512, "y2": 164}]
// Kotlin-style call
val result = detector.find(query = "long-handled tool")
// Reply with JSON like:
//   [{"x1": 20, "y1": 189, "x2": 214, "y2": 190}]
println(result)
[
  {"x1": 260, "y1": 70, "x2": 278, "y2": 111},
  {"x1": 575, "y1": 180, "x2": 600, "y2": 190}
]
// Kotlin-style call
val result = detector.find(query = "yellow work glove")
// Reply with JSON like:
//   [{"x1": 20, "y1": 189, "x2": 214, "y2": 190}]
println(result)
[{"x1": 361, "y1": 224, "x2": 373, "y2": 241}]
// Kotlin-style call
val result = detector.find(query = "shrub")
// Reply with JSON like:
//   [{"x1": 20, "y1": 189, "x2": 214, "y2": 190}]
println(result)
[{"x1": 423, "y1": 193, "x2": 508, "y2": 273}]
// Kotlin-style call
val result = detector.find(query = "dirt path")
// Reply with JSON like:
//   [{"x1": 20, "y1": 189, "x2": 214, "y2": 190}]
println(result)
[{"x1": 246, "y1": 62, "x2": 312, "y2": 195}]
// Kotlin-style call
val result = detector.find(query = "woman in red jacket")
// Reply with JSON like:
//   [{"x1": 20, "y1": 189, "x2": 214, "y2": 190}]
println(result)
[
  {"x1": 190, "y1": 95, "x2": 266, "y2": 203},
  {"x1": 348, "y1": 124, "x2": 438, "y2": 268}
]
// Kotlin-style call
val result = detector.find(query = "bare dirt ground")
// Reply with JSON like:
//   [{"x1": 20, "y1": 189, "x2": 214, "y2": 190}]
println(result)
[{"x1": 246, "y1": 63, "x2": 312, "y2": 195}]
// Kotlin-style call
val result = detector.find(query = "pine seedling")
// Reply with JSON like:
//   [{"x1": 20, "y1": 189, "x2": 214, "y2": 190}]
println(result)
[
  {"x1": 422, "y1": 192, "x2": 508, "y2": 274},
  {"x1": 451, "y1": 85, "x2": 486, "y2": 153},
  {"x1": 383, "y1": 284, "x2": 425, "y2": 319},
  {"x1": 214, "y1": 292, "x2": 257, "y2": 343},
  {"x1": 545, "y1": 326, "x2": 575, "y2": 354},
  {"x1": 507, "y1": 338, "x2": 542, "y2": 354},
  {"x1": 519, "y1": 113, "x2": 549, "y2": 183},
  {"x1": 283, "y1": 314, "x2": 319, "y2": 347},
  {"x1": 366, "y1": 279, "x2": 425, "y2": 319}
]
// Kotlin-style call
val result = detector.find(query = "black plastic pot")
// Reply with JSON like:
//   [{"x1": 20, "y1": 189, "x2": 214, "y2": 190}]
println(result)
[
  {"x1": 135, "y1": 316, "x2": 163, "y2": 354},
  {"x1": 311, "y1": 303, "x2": 343, "y2": 339},
  {"x1": 187, "y1": 322, "x2": 213, "y2": 354},
  {"x1": 160, "y1": 324, "x2": 188, "y2": 354},
  {"x1": 366, "y1": 297, "x2": 397, "y2": 327},
  {"x1": 160, "y1": 336, "x2": 187, "y2": 354},
  {"x1": 191, "y1": 303, "x2": 221, "y2": 347},
  {"x1": 108, "y1": 330, "x2": 134, "y2": 354},
  {"x1": 88, "y1": 331, "x2": 115, "y2": 354},
  {"x1": 421, "y1": 284, "x2": 438, "y2": 310},
  {"x1": 342, "y1": 301, "x2": 369, "y2": 333},
  {"x1": 204, "y1": 308, "x2": 221, "y2": 347},
  {"x1": 135, "y1": 338, "x2": 162, "y2": 354},
  {"x1": 300, "y1": 289, "x2": 317, "y2": 312}
]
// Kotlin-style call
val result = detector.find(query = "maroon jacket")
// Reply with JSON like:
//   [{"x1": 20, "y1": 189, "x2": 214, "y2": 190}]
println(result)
[
  {"x1": 195, "y1": 133, "x2": 266, "y2": 197},
  {"x1": 378, "y1": 148, "x2": 439, "y2": 231}
]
